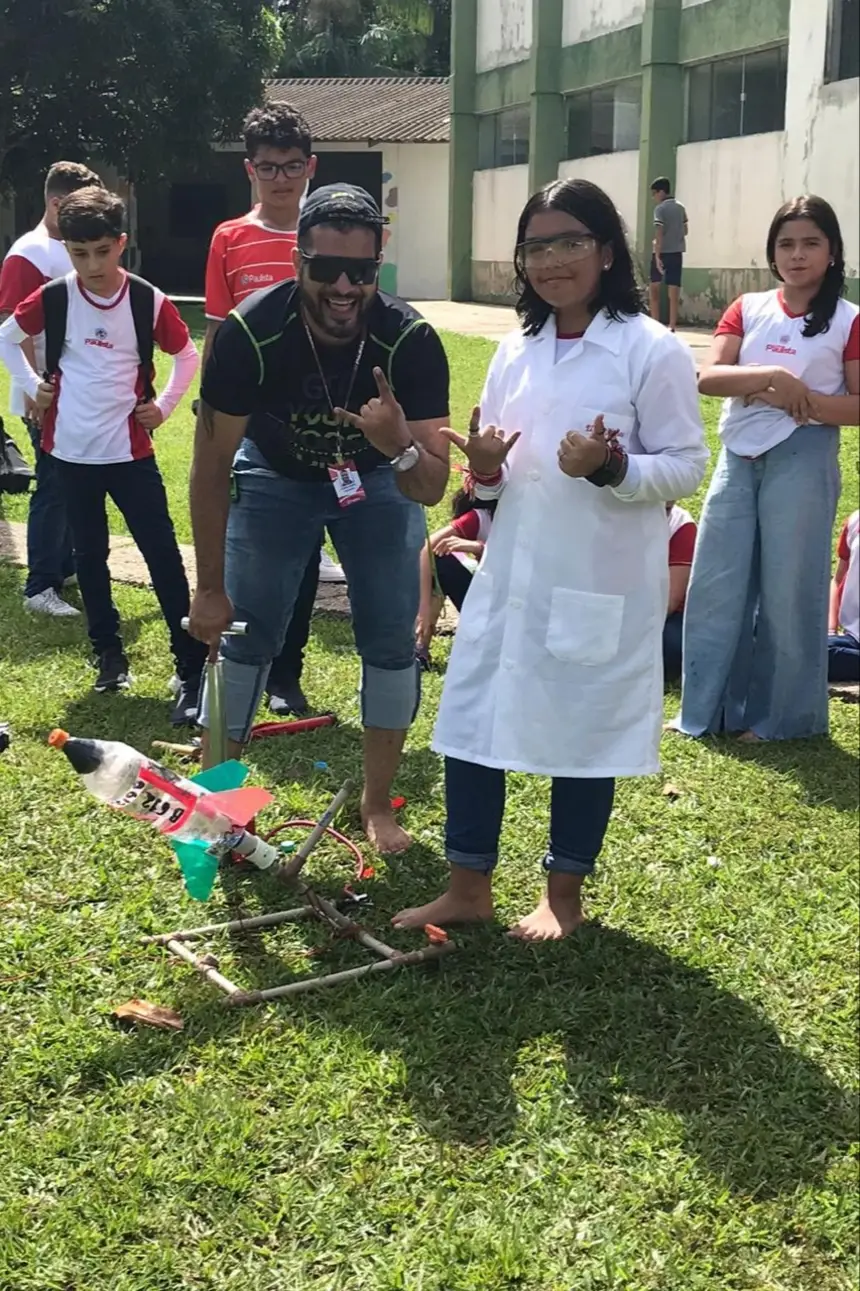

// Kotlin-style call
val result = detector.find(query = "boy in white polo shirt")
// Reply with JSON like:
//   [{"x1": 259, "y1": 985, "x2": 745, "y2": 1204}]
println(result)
[{"x1": 0, "y1": 187, "x2": 205, "y2": 720}]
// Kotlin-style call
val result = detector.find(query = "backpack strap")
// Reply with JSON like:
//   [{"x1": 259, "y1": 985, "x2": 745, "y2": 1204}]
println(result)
[
  {"x1": 127, "y1": 274, "x2": 156, "y2": 401},
  {"x1": 41, "y1": 277, "x2": 69, "y2": 378}
]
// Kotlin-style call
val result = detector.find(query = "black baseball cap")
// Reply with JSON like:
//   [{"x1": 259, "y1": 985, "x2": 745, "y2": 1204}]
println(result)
[{"x1": 298, "y1": 183, "x2": 389, "y2": 239}]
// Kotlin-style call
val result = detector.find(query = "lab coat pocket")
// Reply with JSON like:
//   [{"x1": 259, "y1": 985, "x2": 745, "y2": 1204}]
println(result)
[
  {"x1": 546, "y1": 588, "x2": 624, "y2": 666},
  {"x1": 457, "y1": 571, "x2": 494, "y2": 643}
]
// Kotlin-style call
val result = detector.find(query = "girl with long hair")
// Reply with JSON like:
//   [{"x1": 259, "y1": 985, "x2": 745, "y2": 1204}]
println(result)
[
  {"x1": 394, "y1": 179, "x2": 708, "y2": 940},
  {"x1": 672, "y1": 195, "x2": 859, "y2": 741}
]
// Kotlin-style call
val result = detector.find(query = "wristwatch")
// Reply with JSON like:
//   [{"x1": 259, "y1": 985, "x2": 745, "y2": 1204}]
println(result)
[{"x1": 390, "y1": 441, "x2": 421, "y2": 473}]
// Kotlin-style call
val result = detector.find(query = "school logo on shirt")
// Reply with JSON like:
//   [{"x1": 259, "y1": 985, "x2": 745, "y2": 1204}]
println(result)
[
  {"x1": 240, "y1": 272, "x2": 274, "y2": 287},
  {"x1": 765, "y1": 336, "x2": 797, "y2": 356},
  {"x1": 86, "y1": 326, "x2": 113, "y2": 350}
]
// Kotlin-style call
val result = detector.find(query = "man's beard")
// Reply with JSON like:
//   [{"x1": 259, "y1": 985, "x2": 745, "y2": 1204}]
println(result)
[{"x1": 301, "y1": 287, "x2": 373, "y2": 343}]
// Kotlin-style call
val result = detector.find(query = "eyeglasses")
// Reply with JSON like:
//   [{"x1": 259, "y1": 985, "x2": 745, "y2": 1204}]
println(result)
[
  {"x1": 518, "y1": 235, "x2": 599, "y2": 267},
  {"x1": 300, "y1": 252, "x2": 380, "y2": 286},
  {"x1": 250, "y1": 160, "x2": 308, "y2": 181}
]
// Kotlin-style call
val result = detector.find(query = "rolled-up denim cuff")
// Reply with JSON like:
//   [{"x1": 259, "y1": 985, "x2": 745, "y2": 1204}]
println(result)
[
  {"x1": 447, "y1": 848, "x2": 498, "y2": 876},
  {"x1": 361, "y1": 661, "x2": 420, "y2": 730},
  {"x1": 542, "y1": 850, "x2": 595, "y2": 878}
]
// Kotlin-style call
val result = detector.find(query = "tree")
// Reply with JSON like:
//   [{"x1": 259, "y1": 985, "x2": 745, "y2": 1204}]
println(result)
[
  {"x1": 0, "y1": 0, "x2": 284, "y2": 190},
  {"x1": 278, "y1": 0, "x2": 450, "y2": 78}
]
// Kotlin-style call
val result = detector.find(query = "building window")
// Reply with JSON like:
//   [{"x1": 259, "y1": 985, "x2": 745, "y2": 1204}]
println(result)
[
  {"x1": 476, "y1": 106, "x2": 530, "y2": 170},
  {"x1": 687, "y1": 46, "x2": 788, "y2": 142},
  {"x1": 566, "y1": 81, "x2": 642, "y2": 158},
  {"x1": 827, "y1": 0, "x2": 859, "y2": 82}
]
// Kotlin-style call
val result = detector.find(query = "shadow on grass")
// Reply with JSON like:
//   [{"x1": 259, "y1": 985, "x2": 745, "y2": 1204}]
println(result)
[
  {"x1": 704, "y1": 732, "x2": 860, "y2": 813},
  {"x1": 76, "y1": 893, "x2": 855, "y2": 1202}
]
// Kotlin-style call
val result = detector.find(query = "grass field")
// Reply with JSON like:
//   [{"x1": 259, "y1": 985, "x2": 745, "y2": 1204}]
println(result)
[{"x1": 0, "y1": 318, "x2": 858, "y2": 1291}]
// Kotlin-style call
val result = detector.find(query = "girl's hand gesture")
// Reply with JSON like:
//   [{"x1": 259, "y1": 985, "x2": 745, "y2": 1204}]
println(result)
[
  {"x1": 441, "y1": 405, "x2": 520, "y2": 476},
  {"x1": 747, "y1": 368, "x2": 813, "y2": 424},
  {"x1": 558, "y1": 414, "x2": 612, "y2": 478}
]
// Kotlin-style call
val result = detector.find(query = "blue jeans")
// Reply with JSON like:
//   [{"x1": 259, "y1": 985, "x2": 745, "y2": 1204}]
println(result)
[
  {"x1": 678, "y1": 427, "x2": 840, "y2": 739},
  {"x1": 24, "y1": 421, "x2": 74, "y2": 598},
  {"x1": 829, "y1": 632, "x2": 860, "y2": 683},
  {"x1": 445, "y1": 757, "x2": 616, "y2": 878},
  {"x1": 201, "y1": 441, "x2": 425, "y2": 742},
  {"x1": 663, "y1": 610, "x2": 684, "y2": 684}
]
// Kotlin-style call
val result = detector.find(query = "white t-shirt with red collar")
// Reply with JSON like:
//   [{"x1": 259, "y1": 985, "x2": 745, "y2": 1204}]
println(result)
[
  {"x1": 715, "y1": 290, "x2": 859, "y2": 457},
  {"x1": 3, "y1": 272, "x2": 191, "y2": 465},
  {"x1": 0, "y1": 224, "x2": 73, "y2": 415},
  {"x1": 836, "y1": 510, "x2": 860, "y2": 642}
]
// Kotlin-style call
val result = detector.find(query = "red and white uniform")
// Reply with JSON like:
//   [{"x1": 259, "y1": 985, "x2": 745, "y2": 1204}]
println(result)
[
  {"x1": 448, "y1": 508, "x2": 494, "y2": 573},
  {"x1": 715, "y1": 290, "x2": 860, "y2": 457},
  {"x1": 667, "y1": 503, "x2": 697, "y2": 611},
  {"x1": 836, "y1": 511, "x2": 860, "y2": 641},
  {"x1": 0, "y1": 272, "x2": 198, "y2": 464},
  {"x1": 205, "y1": 209, "x2": 299, "y2": 321},
  {"x1": 0, "y1": 224, "x2": 73, "y2": 415}
]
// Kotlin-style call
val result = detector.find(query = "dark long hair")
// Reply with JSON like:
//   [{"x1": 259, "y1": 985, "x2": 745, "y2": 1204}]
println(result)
[
  {"x1": 514, "y1": 179, "x2": 644, "y2": 337},
  {"x1": 766, "y1": 195, "x2": 846, "y2": 337}
]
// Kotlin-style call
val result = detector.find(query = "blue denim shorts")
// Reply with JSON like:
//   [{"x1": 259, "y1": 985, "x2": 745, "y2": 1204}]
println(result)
[{"x1": 199, "y1": 440, "x2": 426, "y2": 742}]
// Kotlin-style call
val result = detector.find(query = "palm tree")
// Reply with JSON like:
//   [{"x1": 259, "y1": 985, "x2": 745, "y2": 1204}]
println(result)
[{"x1": 278, "y1": 0, "x2": 450, "y2": 77}]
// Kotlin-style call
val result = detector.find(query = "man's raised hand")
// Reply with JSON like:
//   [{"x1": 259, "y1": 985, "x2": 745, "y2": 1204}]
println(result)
[
  {"x1": 333, "y1": 366, "x2": 410, "y2": 459},
  {"x1": 441, "y1": 405, "x2": 520, "y2": 476}
]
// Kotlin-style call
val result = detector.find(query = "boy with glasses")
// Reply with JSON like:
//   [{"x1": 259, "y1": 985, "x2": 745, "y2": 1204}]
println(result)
[{"x1": 203, "y1": 103, "x2": 344, "y2": 717}]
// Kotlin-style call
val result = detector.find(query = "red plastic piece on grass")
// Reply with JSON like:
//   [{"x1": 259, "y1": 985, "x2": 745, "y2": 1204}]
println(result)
[
  {"x1": 425, "y1": 924, "x2": 449, "y2": 945},
  {"x1": 359, "y1": 865, "x2": 375, "y2": 880},
  {"x1": 390, "y1": 796, "x2": 407, "y2": 810}
]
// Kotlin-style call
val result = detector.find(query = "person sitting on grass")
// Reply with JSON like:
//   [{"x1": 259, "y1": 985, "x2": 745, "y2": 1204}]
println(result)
[
  {"x1": 0, "y1": 187, "x2": 205, "y2": 722},
  {"x1": 415, "y1": 484, "x2": 497, "y2": 670},
  {"x1": 663, "y1": 502, "x2": 697, "y2": 684},
  {"x1": 828, "y1": 509, "x2": 859, "y2": 683},
  {"x1": 393, "y1": 178, "x2": 708, "y2": 942}
]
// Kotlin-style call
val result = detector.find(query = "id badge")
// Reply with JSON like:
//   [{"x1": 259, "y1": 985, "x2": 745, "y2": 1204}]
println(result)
[{"x1": 328, "y1": 460, "x2": 366, "y2": 508}]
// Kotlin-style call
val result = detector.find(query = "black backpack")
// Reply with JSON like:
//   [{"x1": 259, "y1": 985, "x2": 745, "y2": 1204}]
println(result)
[
  {"x1": 42, "y1": 273, "x2": 156, "y2": 401},
  {"x1": 0, "y1": 416, "x2": 34, "y2": 494}
]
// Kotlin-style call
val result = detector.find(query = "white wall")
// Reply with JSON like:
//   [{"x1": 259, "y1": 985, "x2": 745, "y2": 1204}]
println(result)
[
  {"x1": 676, "y1": 134, "x2": 785, "y2": 268},
  {"x1": 473, "y1": 166, "x2": 530, "y2": 262},
  {"x1": 784, "y1": 0, "x2": 859, "y2": 274},
  {"x1": 393, "y1": 143, "x2": 450, "y2": 298},
  {"x1": 558, "y1": 153, "x2": 640, "y2": 244},
  {"x1": 563, "y1": 0, "x2": 645, "y2": 46},
  {"x1": 476, "y1": 0, "x2": 532, "y2": 72}
]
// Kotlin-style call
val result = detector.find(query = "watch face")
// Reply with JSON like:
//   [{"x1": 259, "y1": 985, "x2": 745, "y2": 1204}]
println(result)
[{"x1": 393, "y1": 443, "x2": 419, "y2": 472}]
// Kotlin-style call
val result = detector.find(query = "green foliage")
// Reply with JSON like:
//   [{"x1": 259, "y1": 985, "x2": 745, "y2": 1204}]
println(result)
[
  {"x1": 278, "y1": 0, "x2": 450, "y2": 77},
  {"x1": 0, "y1": 0, "x2": 284, "y2": 188}
]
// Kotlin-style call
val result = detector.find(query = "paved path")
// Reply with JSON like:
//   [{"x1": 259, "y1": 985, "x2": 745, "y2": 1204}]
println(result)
[{"x1": 413, "y1": 299, "x2": 713, "y2": 364}]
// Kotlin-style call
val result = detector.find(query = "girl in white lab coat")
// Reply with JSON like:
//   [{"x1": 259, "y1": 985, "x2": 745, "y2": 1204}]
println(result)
[{"x1": 394, "y1": 179, "x2": 708, "y2": 941}]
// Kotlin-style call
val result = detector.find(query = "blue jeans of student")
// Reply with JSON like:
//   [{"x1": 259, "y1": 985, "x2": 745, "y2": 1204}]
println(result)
[
  {"x1": 24, "y1": 421, "x2": 75, "y2": 598},
  {"x1": 677, "y1": 427, "x2": 840, "y2": 740},
  {"x1": 200, "y1": 440, "x2": 425, "y2": 742},
  {"x1": 828, "y1": 632, "x2": 860, "y2": 683},
  {"x1": 445, "y1": 758, "x2": 616, "y2": 878}
]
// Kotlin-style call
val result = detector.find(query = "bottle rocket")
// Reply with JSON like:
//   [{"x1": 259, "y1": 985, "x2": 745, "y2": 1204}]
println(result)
[{"x1": 48, "y1": 730, "x2": 280, "y2": 877}]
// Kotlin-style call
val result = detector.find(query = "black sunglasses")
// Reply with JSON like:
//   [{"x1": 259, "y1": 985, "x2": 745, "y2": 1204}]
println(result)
[{"x1": 300, "y1": 253, "x2": 379, "y2": 286}]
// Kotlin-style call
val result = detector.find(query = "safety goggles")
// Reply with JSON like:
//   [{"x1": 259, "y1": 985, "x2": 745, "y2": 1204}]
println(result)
[
  {"x1": 300, "y1": 253, "x2": 380, "y2": 286},
  {"x1": 517, "y1": 234, "x2": 598, "y2": 267}
]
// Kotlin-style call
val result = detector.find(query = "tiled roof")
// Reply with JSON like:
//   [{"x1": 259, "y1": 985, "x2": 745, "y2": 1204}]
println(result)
[{"x1": 265, "y1": 77, "x2": 450, "y2": 144}]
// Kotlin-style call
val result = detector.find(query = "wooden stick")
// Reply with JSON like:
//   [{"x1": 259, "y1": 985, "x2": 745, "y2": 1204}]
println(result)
[
  {"x1": 143, "y1": 906, "x2": 316, "y2": 945},
  {"x1": 151, "y1": 740, "x2": 200, "y2": 757},
  {"x1": 225, "y1": 943, "x2": 456, "y2": 1006},
  {"x1": 299, "y1": 886, "x2": 401, "y2": 961},
  {"x1": 165, "y1": 938, "x2": 242, "y2": 996},
  {"x1": 276, "y1": 781, "x2": 355, "y2": 882}
]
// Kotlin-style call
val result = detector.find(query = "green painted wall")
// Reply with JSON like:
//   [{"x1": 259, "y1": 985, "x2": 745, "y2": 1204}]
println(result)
[
  {"x1": 474, "y1": 62, "x2": 531, "y2": 113},
  {"x1": 679, "y1": 0, "x2": 789, "y2": 64},
  {"x1": 560, "y1": 25, "x2": 642, "y2": 93}
]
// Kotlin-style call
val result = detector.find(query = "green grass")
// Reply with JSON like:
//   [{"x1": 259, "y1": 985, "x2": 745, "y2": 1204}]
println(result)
[{"x1": 0, "y1": 322, "x2": 858, "y2": 1291}]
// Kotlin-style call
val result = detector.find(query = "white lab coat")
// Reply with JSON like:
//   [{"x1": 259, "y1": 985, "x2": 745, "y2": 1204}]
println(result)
[{"x1": 432, "y1": 310, "x2": 709, "y2": 779}]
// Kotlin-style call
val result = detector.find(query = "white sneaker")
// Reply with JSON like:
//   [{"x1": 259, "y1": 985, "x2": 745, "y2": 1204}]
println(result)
[
  {"x1": 319, "y1": 548, "x2": 345, "y2": 583},
  {"x1": 24, "y1": 588, "x2": 81, "y2": 617}
]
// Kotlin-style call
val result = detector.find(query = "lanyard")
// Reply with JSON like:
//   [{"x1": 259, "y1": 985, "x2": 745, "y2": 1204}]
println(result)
[{"x1": 302, "y1": 314, "x2": 367, "y2": 461}]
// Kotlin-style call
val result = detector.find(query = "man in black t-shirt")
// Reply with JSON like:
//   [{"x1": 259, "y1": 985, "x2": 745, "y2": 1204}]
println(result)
[{"x1": 189, "y1": 185, "x2": 451, "y2": 854}]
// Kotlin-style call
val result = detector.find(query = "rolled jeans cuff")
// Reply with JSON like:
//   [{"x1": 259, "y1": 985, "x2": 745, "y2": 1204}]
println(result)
[
  {"x1": 542, "y1": 849, "x2": 596, "y2": 878},
  {"x1": 361, "y1": 660, "x2": 420, "y2": 730},
  {"x1": 447, "y1": 848, "x2": 498, "y2": 876}
]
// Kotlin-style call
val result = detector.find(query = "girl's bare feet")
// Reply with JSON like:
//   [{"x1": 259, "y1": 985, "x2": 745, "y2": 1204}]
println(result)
[
  {"x1": 508, "y1": 873, "x2": 585, "y2": 942},
  {"x1": 362, "y1": 805, "x2": 412, "y2": 855},
  {"x1": 392, "y1": 866, "x2": 493, "y2": 930},
  {"x1": 737, "y1": 730, "x2": 765, "y2": 744}
]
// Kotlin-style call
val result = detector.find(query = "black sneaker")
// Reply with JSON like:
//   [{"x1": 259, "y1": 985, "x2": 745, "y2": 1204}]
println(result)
[
  {"x1": 170, "y1": 674, "x2": 201, "y2": 727},
  {"x1": 94, "y1": 650, "x2": 131, "y2": 693},
  {"x1": 267, "y1": 677, "x2": 309, "y2": 717}
]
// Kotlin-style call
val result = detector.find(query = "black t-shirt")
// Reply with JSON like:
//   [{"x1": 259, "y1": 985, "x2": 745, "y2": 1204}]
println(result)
[{"x1": 200, "y1": 280, "x2": 451, "y2": 481}]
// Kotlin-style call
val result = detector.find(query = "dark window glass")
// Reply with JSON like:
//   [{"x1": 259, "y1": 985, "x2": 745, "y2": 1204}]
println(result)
[
  {"x1": 743, "y1": 45, "x2": 787, "y2": 134},
  {"x1": 837, "y1": 0, "x2": 859, "y2": 80},
  {"x1": 687, "y1": 64, "x2": 712, "y2": 143},
  {"x1": 565, "y1": 81, "x2": 642, "y2": 158},
  {"x1": 477, "y1": 115, "x2": 496, "y2": 170},
  {"x1": 566, "y1": 96, "x2": 592, "y2": 159},
  {"x1": 499, "y1": 105, "x2": 531, "y2": 167},
  {"x1": 590, "y1": 86, "x2": 615, "y2": 155},
  {"x1": 711, "y1": 56, "x2": 744, "y2": 139}
]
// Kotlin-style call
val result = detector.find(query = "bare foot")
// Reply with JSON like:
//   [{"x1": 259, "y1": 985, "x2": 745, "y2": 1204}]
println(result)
[
  {"x1": 737, "y1": 730, "x2": 765, "y2": 744},
  {"x1": 393, "y1": 870, "x2": 494, "y2": 930},
  {"x1": 362, "y1": 807, "x2": 412, "y2": 855},
  {"x1": 508, "y1": 874, "x2": 585, "y2": 942}
]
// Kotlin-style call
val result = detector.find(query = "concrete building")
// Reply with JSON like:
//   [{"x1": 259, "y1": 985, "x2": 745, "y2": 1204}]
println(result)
[
  {"x1": 449, "y1": 0, "x2": 859, "y2": 321},
  {"x1": 135, "y1": 77, "x2": 451, "y2": 300}
]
